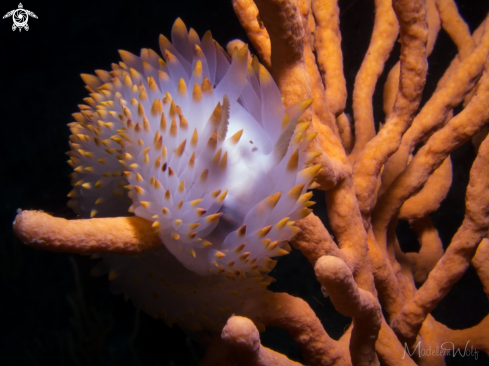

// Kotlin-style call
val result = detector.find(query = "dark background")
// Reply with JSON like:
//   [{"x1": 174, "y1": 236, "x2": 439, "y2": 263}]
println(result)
[{"x1": 1, "y1": 0, "x2": 489, "y2": 365}]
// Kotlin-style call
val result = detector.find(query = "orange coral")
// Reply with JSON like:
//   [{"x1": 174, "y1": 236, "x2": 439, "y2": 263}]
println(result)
[{"x1": 11, "y1": 0, "x2": 489, "y2": 365}]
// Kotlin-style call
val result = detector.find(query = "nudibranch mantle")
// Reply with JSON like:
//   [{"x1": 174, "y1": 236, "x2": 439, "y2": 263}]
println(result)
[
  {"x1": 69, "y1": 18, "x2": 319, "y2": 278},
  {"x1": 66, "y1": 18, "x2": 320, "y2": 330}
]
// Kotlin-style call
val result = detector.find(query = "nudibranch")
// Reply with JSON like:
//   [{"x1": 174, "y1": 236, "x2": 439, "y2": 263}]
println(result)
[{"x1": 64, "y1": 19, "x2": 320, "y2": 331}]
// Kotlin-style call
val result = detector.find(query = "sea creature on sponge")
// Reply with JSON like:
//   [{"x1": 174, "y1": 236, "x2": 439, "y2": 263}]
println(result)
[{"x1": 14, "y1": 18, "x2": 320, "y2": 334}]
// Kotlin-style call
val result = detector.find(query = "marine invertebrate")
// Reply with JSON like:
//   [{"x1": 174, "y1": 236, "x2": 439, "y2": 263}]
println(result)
[
  {"x1": 15, "y1": 18, "x2": 319, "y2": 333},
  {"x1": 67, "y1": 18, "x2": 317, "y2": 278},
  {"x1": 10, "y1": 0, "x2": 489, "y2": 365}
]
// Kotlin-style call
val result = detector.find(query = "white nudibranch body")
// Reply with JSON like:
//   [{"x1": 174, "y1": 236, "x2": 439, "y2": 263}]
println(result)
[
  {"x1": 68, "y1": 18, "x2": 320, "y2": 332},
  {"x1": 69, "y1": 18, "x2": 320, "y2": 278}
]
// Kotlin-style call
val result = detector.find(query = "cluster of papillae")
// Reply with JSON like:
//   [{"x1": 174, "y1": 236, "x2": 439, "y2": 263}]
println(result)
[
  {"x1": 20, "y1": 18, "x2": 322, "y2": 333},
  {"x1": 12, "y1": 0, "x2": 489, "y2": 365},
  {"x1": 67, "y1": 19, "x2": 319, "y2": 279}
]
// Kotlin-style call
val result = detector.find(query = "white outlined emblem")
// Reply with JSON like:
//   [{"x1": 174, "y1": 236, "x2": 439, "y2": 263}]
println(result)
[{"x1": 3, "y1": 3, "x2": 37, "y2": 31}]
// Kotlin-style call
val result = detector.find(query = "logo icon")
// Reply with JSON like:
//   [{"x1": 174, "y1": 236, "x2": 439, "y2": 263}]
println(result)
[{"x1": 3, "y1": 3, "x2": 37, "y2": 31}]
